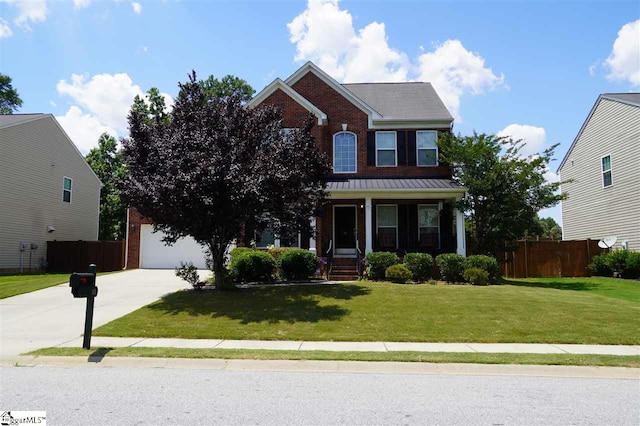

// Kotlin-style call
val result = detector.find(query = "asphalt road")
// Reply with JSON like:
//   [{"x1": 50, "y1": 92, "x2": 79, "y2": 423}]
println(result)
[{"x1": 1, "y1": 365, "x2": 638, "y2": 425}]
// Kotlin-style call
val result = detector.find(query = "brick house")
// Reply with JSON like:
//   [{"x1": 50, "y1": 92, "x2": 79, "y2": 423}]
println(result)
[{"x1": 125, "y1": 62, "x2": 466, "y2": 272}]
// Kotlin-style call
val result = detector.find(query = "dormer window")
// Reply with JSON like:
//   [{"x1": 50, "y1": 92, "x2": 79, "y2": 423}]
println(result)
[
  {"x1": 417, "y1": 131, "x2": 438, "y2": 166},
  {"x1": 333, "y1": 132, "x2": 357, "y2": 173},
  {"x1": 376, "y1": 131, "x2": 397, "y2": 167}
]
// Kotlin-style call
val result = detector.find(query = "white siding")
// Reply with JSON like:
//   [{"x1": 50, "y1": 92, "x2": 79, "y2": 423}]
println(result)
[
  {"x1": 559, "y1": 99, "x2": 640, "y2": 250},
  {"x1": 0, "y1": 116, "x2": 101, "y2": 270}
]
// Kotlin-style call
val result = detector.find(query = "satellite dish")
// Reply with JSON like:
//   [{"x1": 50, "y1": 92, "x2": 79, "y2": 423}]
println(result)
[{"x1": 598, "y1": 236, "x2": 617, "y2": 249}]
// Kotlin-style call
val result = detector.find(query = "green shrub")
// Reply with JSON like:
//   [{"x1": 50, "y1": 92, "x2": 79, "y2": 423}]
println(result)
[
  {"x1": 403, "y1": 252, "x2": 433, "y2": 282},
  {"x1": 463, "y1": 267, "x2": 489, "y2": 286},
  {"x1": 175, "y1": 261, "x2": 203, "y2": 289},
  {"x1": 267, "y1": 247, "x2": 297, "y2": 261},
  {"x1": 606, "y1": 250, "x2": 629, "y2": 277},
  {"x1": 588, "y1": 253, "x2": 612, "y2": 277},
  {"x1": 278, "y1": 249, "x2": 318, "y2": 280},
  {"x1": 229, "y1": 251, "x2": 276, "y2": 282},
  {"x1": 464, "y1": 255, "x2": 500, "y2": 284},
  {"x1": 436, "y1": 253, "x2": 465, "y2": 283},
  {"x1": 621, "y1": 251, "x2": 640, "y2": 279},
  {"x1": 365, "y1": 252, "x2": 399, "y2": 280},
  {"x1": 229, "y1": 246, "x2": 256, "y2": 263},
  {"x1": 385, "y1": 264, "x2": 412, "y2": 284}
]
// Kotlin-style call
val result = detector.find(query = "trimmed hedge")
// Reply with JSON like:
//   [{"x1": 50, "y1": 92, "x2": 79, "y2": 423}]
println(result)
[
  {"x1": 403, "y1": 252, "x2": 433, "y2": 282},
  {"x1": 229, "y1": 250, "x2": 276, "y2": 282},
  {"x1": 588, "y1": 254, "x2": 612, "y2": 277},
  {"x1": 278, "y1": 248, "x2": 318, "y2": 280},
  {"x1": 366, "y1": 252, "x2": 399, "y2": 280},
  {"x1": 464, "y1": 255, "x2": 500, "y2": 284},
  {"x1": 464, "y1": 267, "x2": 489, "y2": 286},
  {"x1": 587, "y1": 251, "x2": 640, "y2": 279},
  {"x1": 229, "y1": 247, "x2": 256, "y2": 263},
  {"x1": 385, "y1": 264, "x2": 412, "y2": 284},
  {"x1": 435, "y1": 253, "x2": 465, "y2": 283}
]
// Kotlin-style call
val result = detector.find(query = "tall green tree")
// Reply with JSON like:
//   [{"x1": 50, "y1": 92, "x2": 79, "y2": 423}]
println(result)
[
  {"x1": 198, "y1": 74, "x2": 255, "y2": 102},
  {"x1": 438, "y1": 133, "x2": 567, "y2": 255},
  {"x1": 528, "y1": 216, "x2": 563, "y2": 240},
  {"x1": 85, "y1": 133, "x2": 128, "y2": 240},
  {"x1": 119, "y1": 72, "x2": 329, "y2": 289},
  {"x1": 0, "y1": 73, "x2": 23, "y2": 114}
]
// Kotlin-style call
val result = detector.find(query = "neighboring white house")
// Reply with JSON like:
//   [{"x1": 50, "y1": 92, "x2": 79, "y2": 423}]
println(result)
[
  {"x1": 558, "y1": 93, "x2": 640, "y2": 251},
  {"x1": 0, "y1": 114, "x2": 102, "y2": 271}
]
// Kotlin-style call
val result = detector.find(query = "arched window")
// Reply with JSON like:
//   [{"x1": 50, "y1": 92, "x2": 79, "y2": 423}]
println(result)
[{"x1": 333, "y1": 132, "x2": 357, "y2": 173}]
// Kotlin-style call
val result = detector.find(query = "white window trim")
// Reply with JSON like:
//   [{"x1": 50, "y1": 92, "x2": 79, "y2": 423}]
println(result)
[
  {"x1": 376, "y1": 204, "x2": 398, "y2": 249},
  {"x1": 333, "y1": 131, "x2": 357, "y2": 174},
  {"x1": 416, "y1": 130, "x2": 439, "y2": 167},
  {"x1": 601, "y1": 154, "x2": 613, "y2": 188},
  {"x1": 62, "y1": 176, "x2": 72, "y2": 203},
  {"x1": 375, "y1": 131, "x2": 397, "y2": 167},
  {"x1": 418, "y1": 203, "x2": 441, "y2": 248}
]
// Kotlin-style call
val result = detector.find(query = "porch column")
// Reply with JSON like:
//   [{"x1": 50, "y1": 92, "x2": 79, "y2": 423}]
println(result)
[
  {"x1": 309, "y1": 217, "x2": 317, "y2": 254},
  {"x1": 365, "y1": 197, "x2": 373, "y2": 254},
  {"x1": 456, "y1": 207, "x2": 466, "y2": 256}
]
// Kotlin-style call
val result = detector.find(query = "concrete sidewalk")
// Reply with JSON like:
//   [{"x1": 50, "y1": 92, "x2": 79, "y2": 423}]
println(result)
[{"x1": 55, "y1": 336, "x2": 640, "y2": 356}]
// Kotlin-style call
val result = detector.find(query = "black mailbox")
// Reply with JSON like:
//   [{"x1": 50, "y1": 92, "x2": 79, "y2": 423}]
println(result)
[{"x1": 70, "y1": 273, "x2": 97, "y2": 298}]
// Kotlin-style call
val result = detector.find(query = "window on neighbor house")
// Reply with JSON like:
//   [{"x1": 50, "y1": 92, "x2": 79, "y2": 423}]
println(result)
[
  {"x1": 417, "y1": 131, "x2": 438, "y2": 166},
  {"x1": 376, "y1": 131, "x2": 397, "y2": 166},
  {"x1": 281, "y1": 128, "x2": 297, "y2": 136},
  {"x1": 63, "y1": 177, "x2": 72, "y2": 203},
  {"x1": 255, "y1": 226, "x2": 275, "y2": 248},
  {"x1": 418, "y1": 204, "x2": 440, "y2": 248},
  {"x1": 377, "y1": 205, "x2": 397, "y2": 249},
  {"x1": 333, "y1": 132, "x2": 357, "y2": 173},
  {"x1": 602, "y1": 155, "x2": 612, "y2": 187}
]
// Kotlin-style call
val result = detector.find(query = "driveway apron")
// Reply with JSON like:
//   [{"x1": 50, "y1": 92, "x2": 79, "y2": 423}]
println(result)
[{"x1": 0, "y1": 269, "x2": 187, "y2": 356}]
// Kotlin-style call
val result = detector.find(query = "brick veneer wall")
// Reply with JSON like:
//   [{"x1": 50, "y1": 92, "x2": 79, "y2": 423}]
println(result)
[{"x1": 126, "y1": 208, "x2": 152, "y2": 269}]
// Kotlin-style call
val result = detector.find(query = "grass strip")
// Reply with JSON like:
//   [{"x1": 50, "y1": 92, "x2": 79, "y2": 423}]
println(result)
[
  {"x1": 0, "y1": 271, "x2": 122, "y2": 299},
  {"x1": 27, "y1": 347, "x2": 640, "y2": 368}
]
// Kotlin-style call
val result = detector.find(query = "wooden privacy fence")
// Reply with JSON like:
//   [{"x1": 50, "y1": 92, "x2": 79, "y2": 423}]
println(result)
[
  {"x1": 47, "y1": 240, "x2": 125, "y2": 273},
  {"x1": 501, "y1": 239, "x2": 605, "y2": 278}
]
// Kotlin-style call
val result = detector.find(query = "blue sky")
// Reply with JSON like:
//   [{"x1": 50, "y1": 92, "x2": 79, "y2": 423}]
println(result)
[{"x1": 1, "y1": 0, "x2": 639, "y2": 224}]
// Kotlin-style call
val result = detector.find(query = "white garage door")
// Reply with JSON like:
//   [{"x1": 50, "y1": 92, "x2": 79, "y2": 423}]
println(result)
[{"x1": 140, "y1": 224, "x2": 208, "y2": 269}]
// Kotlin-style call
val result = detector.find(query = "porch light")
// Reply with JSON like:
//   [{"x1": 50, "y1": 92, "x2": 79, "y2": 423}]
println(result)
[{"x1": 342, "y1": 123, "x2": 348, "y2": 131}]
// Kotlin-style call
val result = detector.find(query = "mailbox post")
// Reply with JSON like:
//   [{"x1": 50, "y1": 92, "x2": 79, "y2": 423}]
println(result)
[{"x1": 69, "y1": 264, "x2": 98, "y2": 349}]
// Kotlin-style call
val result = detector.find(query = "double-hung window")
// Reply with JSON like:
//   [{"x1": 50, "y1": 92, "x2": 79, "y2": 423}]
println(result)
[
  {"x1": 417, "y1": 131, "x2": 438, "y2": 166},
  {"x1": 333, "y1": 132, "x2": 356, "y2": 173},
  {"x1": 63, "y1": 177, "x2": 72, "y2": 203},
  {"x1": 602, "y1": 155, "x2": 612, "y2": 187},
  {"x1": 418, "y1": 204, "x2": 439, "y2": 248},
  {"x1": 376, "y1": 205, "x2": 397, "y2": 249},
  {"x1": 376, "y1": 131, "x2": 397, "y2": 166}
]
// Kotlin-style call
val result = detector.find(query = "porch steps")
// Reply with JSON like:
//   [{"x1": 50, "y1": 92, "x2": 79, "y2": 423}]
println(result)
[{"x1": 329, "y1": 258, "x2": 359, "y2": 281}]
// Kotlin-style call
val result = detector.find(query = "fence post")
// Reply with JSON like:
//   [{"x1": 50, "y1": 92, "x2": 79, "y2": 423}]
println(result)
[{"x1": 524, "y1": 239, "x2": 528, "y2": 278}]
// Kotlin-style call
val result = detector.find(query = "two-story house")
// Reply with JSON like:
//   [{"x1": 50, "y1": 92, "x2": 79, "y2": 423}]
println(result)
[
  {"x1": 249, "y1": 62, "x2": 466, "y2": 265},
  {"x1": 558, "y1": 93, "x2": 640, "y2": 251},
  {"x1": 0, "y1": 114, "x2": 102, "y2": 272},
  {"x1": 125, "y1": 62, "x2": 467, "y2": 273}
]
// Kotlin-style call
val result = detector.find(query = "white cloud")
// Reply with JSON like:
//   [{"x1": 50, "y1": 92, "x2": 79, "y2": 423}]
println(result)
[
  {"x1": 56, "y1": 106, "x2": 117, "y2": 153},
  {"x1": 57, "y1": 73, "x2": 145, "y2": 133},
  {"x1": 497, "y1": 124, "x2": 547, "y2": 157},
  {"x1": 0, "y1": 18, "x2": 12, "y2": 37},
  {"x1": 605, "y1": 19, "x2": 640, "y2": 86},
  {"x1": 73, "y1": 0, "x2": 91, "y2": 10},
  {"x1": 56, "y1": 72, "x2": 174, "y2": 151},
  {"x1": 0, "y1": 0, "x2": 48, "y2": 30},
  {"x1": 417, "y1": 40, "x2": 505, "y2": 120},
  {"x1": 131, "y1": 2, "x2": 142, "y2": 15},
  {"x1": 49, "y1": 100, "x2": 56, "y2": 107},
  {"x1": 287, "y1": 0, "x2": 505, "y2": 121}
]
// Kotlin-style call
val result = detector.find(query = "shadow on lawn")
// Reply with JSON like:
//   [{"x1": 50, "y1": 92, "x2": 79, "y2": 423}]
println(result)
[
  {"x1": 148, "y1": 283, "x2": 371, "y2": 324},
  {"x1": 502, "y1": 279, "x2": 596, "y2": 292}
]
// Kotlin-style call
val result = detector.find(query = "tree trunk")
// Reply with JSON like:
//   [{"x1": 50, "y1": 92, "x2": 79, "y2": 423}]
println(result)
[{"x1": 209, "y1": 242, "x2": 235, "y2": 291}]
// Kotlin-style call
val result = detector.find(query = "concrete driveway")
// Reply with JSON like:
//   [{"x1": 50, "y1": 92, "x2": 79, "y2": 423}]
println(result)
[{"x1": 0, "y1": 269, "x2": 188, "y2": 356}]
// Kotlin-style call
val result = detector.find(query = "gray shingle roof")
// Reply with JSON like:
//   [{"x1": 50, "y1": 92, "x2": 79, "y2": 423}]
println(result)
[
  {"x1": 602, "y1": 93, "x2": 640, "y2": 107},
  {"x1": 0, "y1": 113, "x2": 46, "y2": 128},
  {"x1": 327, "y1": 178, "x2": 464, "y2": 191},
  {"x1": 343, "y1": 83, "x2": 453, "y2": 121}
]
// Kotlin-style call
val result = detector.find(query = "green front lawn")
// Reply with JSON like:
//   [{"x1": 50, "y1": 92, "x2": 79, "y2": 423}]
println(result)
[
  {"x1": 94, "y1": 277, "x2": 640, "y2": 345},
  {"x1": 0, "y1": 274, "x2": 69, "y2": 299}
]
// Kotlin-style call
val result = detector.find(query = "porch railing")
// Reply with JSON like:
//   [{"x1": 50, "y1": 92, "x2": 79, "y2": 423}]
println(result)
[
  {"x1": 325, "y1": 239, "x2": 333, "y2": 279},
  {"x1": 356, "y1": 239, "x2": 363, "y2": 279}
]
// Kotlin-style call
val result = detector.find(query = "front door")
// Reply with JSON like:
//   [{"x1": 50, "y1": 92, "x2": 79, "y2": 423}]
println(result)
[{"x1": 334, "y1": 206, "x2": 357, "y2": 256}]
